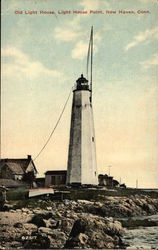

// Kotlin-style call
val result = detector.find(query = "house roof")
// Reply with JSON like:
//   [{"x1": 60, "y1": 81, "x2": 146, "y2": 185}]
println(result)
[
  {"x1": 4, "y1": 162, "x2": 25, "y2": 174},
  {"x1": 0, "y1": 156, "x2": 38, "y2": 175},
  {"x1": 45, "y1": 170, "x2": 67, "y2": 175}
]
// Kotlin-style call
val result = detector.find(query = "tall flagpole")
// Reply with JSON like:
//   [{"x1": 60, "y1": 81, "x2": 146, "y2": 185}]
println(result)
[
  {"x1": 90, "y1": 26, "x2": 93, "y2": 103},
  {"x1": 86, "y1": 26, "x2": 93, "y2": 103}
]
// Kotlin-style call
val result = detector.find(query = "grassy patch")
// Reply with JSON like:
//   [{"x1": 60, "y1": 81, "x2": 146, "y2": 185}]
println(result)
[{"x1": 7, "y1": 188, "x2": 29, "y2": 201}]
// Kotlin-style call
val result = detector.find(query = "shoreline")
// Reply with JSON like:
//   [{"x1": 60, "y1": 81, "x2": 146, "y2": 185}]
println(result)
[{"x1": 0, "y1": 190, "x2": 158, "y2": 249}]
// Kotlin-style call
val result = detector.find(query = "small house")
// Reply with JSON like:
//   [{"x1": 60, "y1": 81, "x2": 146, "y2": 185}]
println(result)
[
  {"x1": 45, "y1": 170, "x2": 67, "y2": 187},
  {"x1": 0, "y1": 155, "x2": 38, "y2": 181},
  {"x1": 98, "y1": 174, "x2": 119, "y2": 189},
  {"x1": 98, "y1": 174, "x2": 113, "y2": 187}
]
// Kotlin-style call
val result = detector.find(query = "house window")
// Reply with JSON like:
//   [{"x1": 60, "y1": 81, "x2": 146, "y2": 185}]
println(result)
[
  {"x1": 51, "y1": 176, "x2": 55, "y2": 184},
  {"x1": 92, "y1": 137, "x2": 94, "y2": 142}
]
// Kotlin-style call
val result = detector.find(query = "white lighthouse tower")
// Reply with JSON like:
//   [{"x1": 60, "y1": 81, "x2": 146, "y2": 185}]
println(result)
[
  {"x1": 67, "y1": 27, "x2": 98, "y2": 185},
  {"x1": 66, "y1": 74, "x2": 98, "y2": 185}
]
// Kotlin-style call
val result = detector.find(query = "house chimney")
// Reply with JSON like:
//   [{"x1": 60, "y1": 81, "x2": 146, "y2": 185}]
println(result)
[{"x1": 27, "y1": 155, "x2": 31, "y2": 160}]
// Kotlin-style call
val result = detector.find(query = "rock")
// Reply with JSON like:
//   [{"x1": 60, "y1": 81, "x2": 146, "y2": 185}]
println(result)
[
  {"x1": 63, "y1": 199, "x2": 70, "y2": 206},
  {"x1": 47, "y1": 229, "x2": 67, "y2": 248},
  {"x1": 60, "y1": 218, "x2": 74, "y2": 234},
  {"x1": 57, "y1": 203, "x2": 65, "y2": 210},
  {"x1": 69, "y1": 218, "x2": 87, "y2": 236},
  {"x1": 70, "y1": 213, "x2": 78, "y2": 220},
  {"x1": 106, "y1": 221, "x2": 124, "y2": 237},
  {"x1": 71, "y1": 201, "x2": 78, "y2": 206},
  {"x1": 45, "y1": 218, "x2": 60, "y2": 229},
  {"x1": 49, "y1": 235, "x2": 67, "y2": 248},
  {"x1": 94, "y1": 201, "x2": 103, "y2": 207},
  {"x1": 46, "y1": 206, "x2": 52, "y2": 211},
  {"x1": 77, "y1": 200, "x2": 94, "y2": 205},
  {"x1": 56, "y1": 211, "x2": 62, "y2": 218},
  {"x1": 65, "y1": 216, "x2": 124, "y2": 249},
  {"x1": 1, "y1": 193, "x2": 158, "y2": 250},
  {"x1": 50, "y1": 220, "x2": 60, "y2": 229},
  {"x1": 38, "y1": 227, "x2": 54, "y2": 235},
  {"x1": 33, "y1": 210, "x2": 53, "y2": 220},
  {"x1": 29, "y1": 214, "x2": 46, "y2": 227},
  {"x1": 11, "y1": 241, "x2": 22, "y2": 248},
  {"x1": 16, "y1": 209, "x2": 22, "y2": 213},
  {"x1": 107, "y1": 217, "x2": 114, "y2": 222},
  {"x1": 78, "y1": 233, "x2": 89, "y2": 245},
  {"x1": 91, "y1": 232, "x2": 113, "y2": 249},
  {"x1": 142, "y1": 203, "x2": 156, "y2": 214},
  {"x1": 14, "y1": 222, "x2": 23, "y2": 228},
  {"x1": 33, "y1": 208, "x2": 47, "y2": 215},
  {"x1": 21, "y1": 208, "x2": 30, "y2": 213},
  {"x1": 43, "y1": 212, "x2": 53, "y2": 220},
  {"x1": 10, "y1": 209, "x2": 16, "y2": 213},
  {"x1": 51, "y1": 229, "x2": 66, "y2": 240},
  {"x1": 2, "y1": 204, "x2": 14, "y2": 211},
  {"x1": 38, "y1": 227, "x2": 66, "y2": 242},
  {"x1": 23, "y1": 223, "x2": 37, "y2": 232}
]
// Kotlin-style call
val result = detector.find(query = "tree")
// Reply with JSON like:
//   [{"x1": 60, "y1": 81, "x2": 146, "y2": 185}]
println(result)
[{"x1": 23, "y1": 171, "x2": 36, "y2": 188}]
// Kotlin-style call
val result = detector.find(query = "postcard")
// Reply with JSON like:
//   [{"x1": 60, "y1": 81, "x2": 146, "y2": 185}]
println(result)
[{"x1": 1, "y1": 0, "x2": 158, "y2": 249}]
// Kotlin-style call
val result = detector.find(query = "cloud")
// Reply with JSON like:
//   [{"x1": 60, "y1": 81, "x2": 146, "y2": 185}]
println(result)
[
  {"x1": 2, "y1": 47, "x2": 62, "y2": 80},
  {"x1": 67, "y1": 16, "x2": 82, "y2": 29},
  {"x1": 139, "y1": 0, "x2": 154, "y2": 3},
  {"x1": 71, "y1": 31, "x2": 102, "y2": 60},
  {"x1": 54, "y1": 1, "x2": 106, "y2": 59},
  {"x1": 140, "y1": 53, "x2": 158, "y2": 69},
  {"x1": 72, "y1": 41, "x2": 88, "y2": 60},
  {"x1": 54, "y1": 17, "x2": 103, "y2": 60},
  {"x1": 125, "y1": 26, "x2": 158, "y2": 51},
  {"x1": 79, "y1": 0, "x2": 109, "y2": 10},
  {"x1": 54, "y1": 26, "x2": 82, "y2": 42},
  {"x1": 79, "y1": 0, "x2": 100, "y2": 10},
  {"x1": 94, "y1": 31, "x2": 102, "y2": 43},
  {"x1": 54, "y1": 14, "x2": 84, "y2": 43},
  {"x1": 54, "y1": 0, "x2": 109, "y2": 44}
]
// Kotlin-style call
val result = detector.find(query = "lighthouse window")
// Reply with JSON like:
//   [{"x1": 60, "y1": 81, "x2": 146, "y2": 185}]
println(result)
[{"x1": 92, "y1": 137, "x2": 94, "y2": 142}]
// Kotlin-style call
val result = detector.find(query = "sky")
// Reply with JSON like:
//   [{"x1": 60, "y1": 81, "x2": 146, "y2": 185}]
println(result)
[{"x1": 1, "y1": 0, "x2": 158, "y2": 188}]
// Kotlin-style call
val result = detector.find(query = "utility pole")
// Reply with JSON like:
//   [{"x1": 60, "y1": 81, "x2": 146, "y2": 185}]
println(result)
[
  {"x1": 108, "y1": 165, "x2": 112, "y2": 176},
  {"x1": 120, "y1": 177, "x2": 121, "y2": 185},
  {"x1": 136, "y1": 179, "x2": 138, "y2": 189}
]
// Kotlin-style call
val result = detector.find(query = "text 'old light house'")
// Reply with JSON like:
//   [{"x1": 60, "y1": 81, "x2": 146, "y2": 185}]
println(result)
[{"x1": 67, "y1": 27, "x2": 98, "y2": 185}]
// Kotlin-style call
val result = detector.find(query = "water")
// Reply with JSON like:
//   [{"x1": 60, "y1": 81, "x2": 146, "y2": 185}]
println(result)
[
  {"x1": 123, "y1": 226, "x2": 158, "y2": 249},
  {"x1": 122, "y1": 215, "x2": 158, "y2": 249}
]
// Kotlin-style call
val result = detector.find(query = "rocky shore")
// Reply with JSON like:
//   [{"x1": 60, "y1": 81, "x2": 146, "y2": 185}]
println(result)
[{"x1": 0, "y1": 194, "x2": 158, "y2": 249}]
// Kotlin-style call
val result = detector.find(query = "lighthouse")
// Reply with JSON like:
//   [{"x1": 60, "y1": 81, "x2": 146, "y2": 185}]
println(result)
[{"x1": 66, "y1": 73, "x2": 98, "y2": 185}]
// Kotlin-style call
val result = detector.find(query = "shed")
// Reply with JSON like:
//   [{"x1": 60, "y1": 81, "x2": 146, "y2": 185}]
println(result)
[{"x1": 45, "y1": 170, "x2": 67, "y2": 187}]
